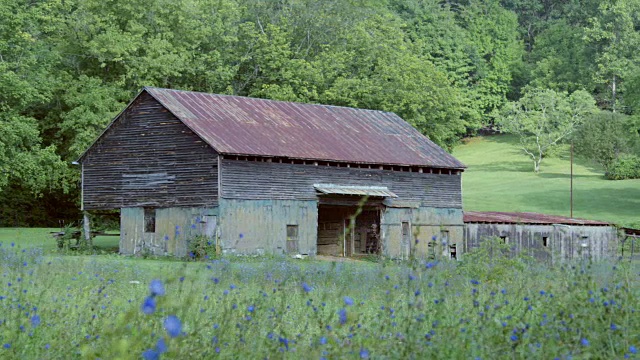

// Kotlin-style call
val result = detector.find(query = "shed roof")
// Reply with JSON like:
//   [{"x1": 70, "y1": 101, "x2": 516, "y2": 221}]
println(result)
[
  {"x1": 463, "y1": 211, "x2": 612, "y2": 226},
  {"x1": 121, "y1": 87, "x2": 463, "y2": 169}
]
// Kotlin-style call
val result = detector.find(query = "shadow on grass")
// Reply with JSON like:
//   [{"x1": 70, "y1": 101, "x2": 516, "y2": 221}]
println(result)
[
  {"x1": 519, "y1": 187, "x2": 640, "y2": 223},
  {"x1": 479, "y1": 134, "x2": 607, "y2": 175},
  {"x1": 472, "y1": 161, "x2": 532, "y2": 173},
  {"x1": 537, "y1": 172, "x2": 603, "y2": 180}
]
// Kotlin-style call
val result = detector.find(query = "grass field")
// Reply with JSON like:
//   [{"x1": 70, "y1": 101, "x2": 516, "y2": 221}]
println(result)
[
  {"x1": 0, "y1": 236, "x2": 638, "y2": 359},
  {"x1": 453, "y1": 135, "x2": 640, "y2": 226}
]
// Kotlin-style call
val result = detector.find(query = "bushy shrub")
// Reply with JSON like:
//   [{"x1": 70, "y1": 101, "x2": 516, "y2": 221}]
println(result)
[{"x1": 606, "y1": 154, "x2": 640, "y2": 180}]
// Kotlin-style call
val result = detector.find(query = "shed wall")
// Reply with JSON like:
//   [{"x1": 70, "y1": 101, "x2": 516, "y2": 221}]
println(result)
[
  {"x1": 120, "y1": 206, "x2": 218, "y2": 257},
  {"x1": 464, "y1": 223, "x2": 618, "y2": 262},
  {"x1": 220, "y1": 160, "x2": 462, "y2": 208},
  {"x1": 382, "y1": 207, "x2": 464, "y2": 259},
  {"x1": 82, "y1": 93, "x2": 219, "y2": 210},
  {"x1": 218, "y1": 199, "x2": 318, "y2": 255}
]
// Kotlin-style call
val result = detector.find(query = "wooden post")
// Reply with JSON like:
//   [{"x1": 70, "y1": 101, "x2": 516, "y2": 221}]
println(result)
[{"x1": 83, "y1": 211, "x2": 92, "y2": 249}]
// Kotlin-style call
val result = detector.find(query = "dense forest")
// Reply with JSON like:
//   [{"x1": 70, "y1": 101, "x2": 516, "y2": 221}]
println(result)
[{"x1": 1, "y1": 0, "x2": 640, "y2": 226}]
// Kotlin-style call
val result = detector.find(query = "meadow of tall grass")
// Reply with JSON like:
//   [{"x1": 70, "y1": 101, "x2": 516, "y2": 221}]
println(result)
[{"x1": 0, "y1": 239, "x2": 638, "y2": 359}]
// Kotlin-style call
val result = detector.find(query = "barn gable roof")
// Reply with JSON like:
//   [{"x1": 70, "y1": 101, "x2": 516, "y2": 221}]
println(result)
[{"x1": 80, "y1": 87, "x2": 465, "y2": 169}]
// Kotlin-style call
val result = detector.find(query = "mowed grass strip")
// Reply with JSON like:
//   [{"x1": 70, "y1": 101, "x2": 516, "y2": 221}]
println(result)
[{"x1": 453, "y1": 135, "x2": 640, "y2": 226}]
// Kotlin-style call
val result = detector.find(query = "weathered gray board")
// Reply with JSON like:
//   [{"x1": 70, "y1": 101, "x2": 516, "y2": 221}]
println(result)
[
  {"x1": 120, "y1": 207, "x2": 217, "y2": 257},
  {"x1": 218, "y1": 199, "x2": 318, "y2": 255},
  {"x1": 464, "y1": 223, "x2": 618, "y2": 262},
  {"x1": 383, "y1": 207, "x2": 464, "y2": 260},
  {"x1": 220, "y1": 159, "x2": 462, "y2": 208},
  {"x1": 82, "y1": 93, "x2": 218, "y2": 210}
]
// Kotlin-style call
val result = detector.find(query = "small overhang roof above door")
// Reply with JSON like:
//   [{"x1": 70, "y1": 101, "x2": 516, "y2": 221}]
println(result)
[{"x1": 313, "y1": 184, "x2": 398, "y2": 198}]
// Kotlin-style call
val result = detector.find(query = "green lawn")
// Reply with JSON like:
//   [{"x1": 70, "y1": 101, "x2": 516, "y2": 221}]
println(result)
[
  {"x1": 0, "y1": 227, "x2": 120, "y2": 252},
  {"x1": 453, "y1": 135, "x2": 640, "y2": 226}
]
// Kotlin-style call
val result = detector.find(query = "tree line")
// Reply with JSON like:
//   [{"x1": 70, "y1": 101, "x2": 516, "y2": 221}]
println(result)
[{"x1": 1, "y1": 0, "x2": 639, "y2": 225}]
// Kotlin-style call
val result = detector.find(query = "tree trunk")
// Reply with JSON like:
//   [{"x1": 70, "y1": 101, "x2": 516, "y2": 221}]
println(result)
[
  {"x1": 612, "y1": 74, "x2": 617, "y2": 113},
  {"x1": 83, "y1": 212, "x2": 92, "y2": 249},
  {"x1": 534, "y1": 159, "x2": 541, "y2": 173}
]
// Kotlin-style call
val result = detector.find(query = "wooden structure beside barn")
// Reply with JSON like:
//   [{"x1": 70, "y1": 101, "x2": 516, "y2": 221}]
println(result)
[
  {"x1": 78, "y1": 87, "x2": 466, "y2": 259},
  {"x1": 463, "y1": 211, "x2": 618, "y2": 262}
]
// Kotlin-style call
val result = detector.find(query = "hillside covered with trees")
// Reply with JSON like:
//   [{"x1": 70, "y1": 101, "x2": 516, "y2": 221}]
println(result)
[{"x1": 1, "y1": 0, "x2": 639, "y2": 225}]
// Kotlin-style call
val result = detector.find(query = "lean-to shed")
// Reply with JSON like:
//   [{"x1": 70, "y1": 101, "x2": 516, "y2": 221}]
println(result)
[
  {"x1": 463, "y1": 211, "x2": 619, "y2": 262},
  {"x1": 78, "y1": 87, "x2": 466, "y2": 258}
]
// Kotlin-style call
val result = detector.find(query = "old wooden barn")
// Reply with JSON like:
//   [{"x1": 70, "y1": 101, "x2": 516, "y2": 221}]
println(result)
[
  {"x1": 78, "y1": 87, "x2": 466, "y2": 258},
  {"x1": 463, "y1": 211, "x2": 619, "y2": 262}
]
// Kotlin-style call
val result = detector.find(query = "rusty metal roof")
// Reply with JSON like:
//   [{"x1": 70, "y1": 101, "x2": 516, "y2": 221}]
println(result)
[
  {"x1": 143, "y1": 87, "x2": 465, "y2": 169},
  {"x1": 314, "y1": 184, "x2": 398, "y2": 198},
  {"x1": 463, "y1": 211, "x2": 612, "y2": 226}
]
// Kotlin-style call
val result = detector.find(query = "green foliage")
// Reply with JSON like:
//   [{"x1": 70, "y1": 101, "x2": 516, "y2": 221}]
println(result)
[
  {"x1": 187, "y1": 235, "x2": 218, "y2": 260},
  {"x1": 0, "y1": 241, "x2": 639, "y2": 358},
  {"x1": 574, "y1": 111, "x2": 632, "y2": 172},
  {"x1": 3, "y1": 0, "x2": 640, "y2": 224},
  {"x1": 498, "y1": 88, "x2": 598, "y2": 172},
  {"x1": 606, "y1": 154, "x2": 640, "y2": 180},
  {"x1": 458, "y1": 236, "x2": 535, "y2": 282}
]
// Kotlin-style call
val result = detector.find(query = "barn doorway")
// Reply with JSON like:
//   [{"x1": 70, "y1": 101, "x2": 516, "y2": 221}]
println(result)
[{"x1": 316, "y1": 202, "x2": 382, "y2": 257}]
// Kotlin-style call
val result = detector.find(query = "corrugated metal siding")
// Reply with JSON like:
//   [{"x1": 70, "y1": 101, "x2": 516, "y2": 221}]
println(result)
[
  {"x1": 464, "y1": 211, "x2": 611, "y2": 226},
  {"x1": 82, "y1": 93, "x2": 219, "y2": 210},
  {"x1": 220, "y1": 160, "x2": 462, "y2": 208},
  {"x1": 145, "y1": 87, "x2": 465, "y2": 169}
]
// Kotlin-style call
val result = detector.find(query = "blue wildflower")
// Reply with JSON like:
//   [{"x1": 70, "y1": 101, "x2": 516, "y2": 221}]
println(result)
[
  {"x1": 511, "y1": 335, "x2": 518, "y2": 341},
  {"x1": 581, "y1": 338, "x2": 589, "y2": 346},
  {"x1": 344, "y1": 296, "x2": 354, "y2": 306},
  {"x1": 247, "y1": 305, "x2": 255, "y2": 313},
  {"x1": 3, "y1": 344, "x2": 10, "y2": 349},
  {"x1": 141, "y1": 296, "x2": 156, "y2": 315},
  {"x1": 339, "y1": 308, "x2": 347, "y2": 325},
  {"x1": 470, "y1": 279, "x2": 480, "y2": 285},
  {"x1": 302, "y1": 283, "x2": 312, "y2": 293},
  {"x1": 279, "y1": 337, "x2": 289, "y2": 350},
  {"x1": 319, "y1": 337, "x2": 327, "y2": 345},
  {"x1": 164, "y1": 315, "x2": 182, "y2": 338},
  {"x1": 149, "y1": 279, "x2": 165, "y2": 296},
  {"x1": 360, "y1": 348, "x2": 370, "y2": 359},
  {"x1": 630, "y1": 346, "x2": 637, "y2": 354},
  {"x1": 142, "y1": 349, "x2": 159, "y2": 360},
  {"x1": 31, "y1": 314, "x2": 41, "y2": 327},
  {"x1": 610, "y1": 323, "x2": 618, "y2": 331},
  {"x1": 156, "y1": 338, "x2": 167, "y2": 354}
]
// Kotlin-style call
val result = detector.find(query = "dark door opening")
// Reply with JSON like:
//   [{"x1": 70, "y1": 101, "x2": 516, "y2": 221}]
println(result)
[{"x1": 317, "y1": 201, "x2": 381, "y2": 257}]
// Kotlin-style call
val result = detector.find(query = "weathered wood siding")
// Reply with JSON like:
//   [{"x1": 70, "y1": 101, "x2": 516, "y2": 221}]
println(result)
[
  {"x1": 82, "y1": 93, "x2": 218, "y2": 210},
  {"x1": 220, "y1": 160, "x2": 462, "y2": 208},
  {"x1": 218, "y1": 199, "x2": 318, "y2": 255},
  {"x1": 120, "y1": 206, "x2": 218, "y2": 256},
  {"x1": 382, "y1": 207, "x2": 464, "y2": 259},
  {"x1": 464, "y1": 223, "x2": 618, "y2": 262}
]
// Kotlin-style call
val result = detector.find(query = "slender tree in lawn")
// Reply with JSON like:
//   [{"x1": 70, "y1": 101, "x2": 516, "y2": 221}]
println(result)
[{"x1": 498, "y1": 88, "x2": 598, "y2": 173}]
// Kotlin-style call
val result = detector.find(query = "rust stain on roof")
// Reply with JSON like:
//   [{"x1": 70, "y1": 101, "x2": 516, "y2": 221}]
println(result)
[
  {"x1": 144, "y1": 87, "x2": 465, "y2": 169},
  {"x1": 463, "y1": 211, "x2": 612, "y2": 226}
]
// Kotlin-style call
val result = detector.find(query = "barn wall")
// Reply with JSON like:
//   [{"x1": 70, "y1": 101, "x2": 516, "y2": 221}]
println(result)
[
  {"x1": 120, "y1": 206, "x2": 218, "y2": 256},
  {"x1": 218, "y1": 199, "x2": 318, "y2": 255},
  {"x1": 82, "y1": 92, "x2": 219, "y2": 210},
  {"x1": 464, "y1": 223, "x2": 618, "y2": 262},
  {"x1": 221, "y1": 160, "x2": 462, "y2": 208},
  {"x1": 382, "y1": 207, "x2": 463, "y2": 260}
]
